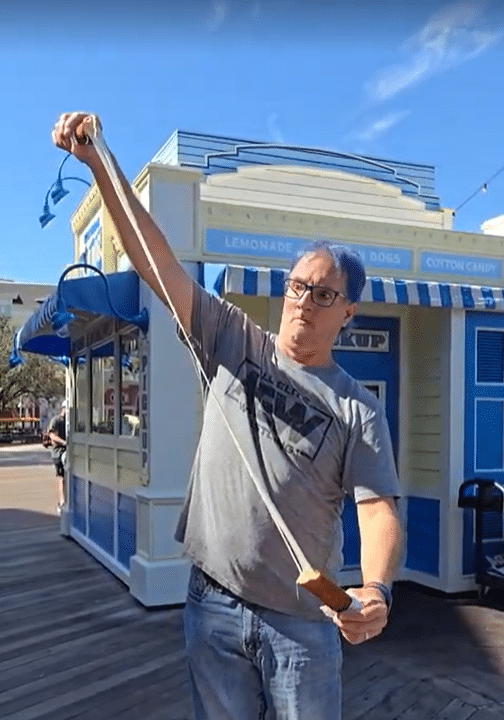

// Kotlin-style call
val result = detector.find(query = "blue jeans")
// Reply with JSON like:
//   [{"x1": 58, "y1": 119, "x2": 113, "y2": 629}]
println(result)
[{"x1": 183, "y1": 566, "x2": 342, "y2": 720}]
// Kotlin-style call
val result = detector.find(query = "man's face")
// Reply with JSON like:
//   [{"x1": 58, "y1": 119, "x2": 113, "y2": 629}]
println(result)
[{"x1": 278, "y1": 251, "x2": 357, "y2": 361}]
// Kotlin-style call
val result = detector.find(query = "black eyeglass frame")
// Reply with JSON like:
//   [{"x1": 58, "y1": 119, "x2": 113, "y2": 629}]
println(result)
[{"x1": 283, "y1": 278, "x2": 347, "y2": 307}]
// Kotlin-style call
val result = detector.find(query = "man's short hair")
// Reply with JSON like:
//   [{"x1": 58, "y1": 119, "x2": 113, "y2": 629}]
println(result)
[{"x1": 290, "y1": 241, "x2": 366, "y2": 303}]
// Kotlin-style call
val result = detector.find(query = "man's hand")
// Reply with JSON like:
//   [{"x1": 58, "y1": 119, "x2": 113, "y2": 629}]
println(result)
[
  {"x1": 321, "y1": 584, "x2": 388, "y2": 644},
  {"x1": 52, "y1": 112, "x2": 101, "y2": 165},
  {"x1": 48, "y1": 432, "x2": 66, "y2": 448}
]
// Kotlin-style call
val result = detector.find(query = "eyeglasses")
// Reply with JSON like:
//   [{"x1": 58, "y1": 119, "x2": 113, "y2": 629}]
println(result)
[{"x1": 283, "y1": 279, "x2": 347, "y2": 307}]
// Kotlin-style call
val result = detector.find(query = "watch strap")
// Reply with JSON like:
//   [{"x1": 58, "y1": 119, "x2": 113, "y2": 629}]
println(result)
[{"x1": 364, "y1": 581, "x2": 393, "y2": 611}]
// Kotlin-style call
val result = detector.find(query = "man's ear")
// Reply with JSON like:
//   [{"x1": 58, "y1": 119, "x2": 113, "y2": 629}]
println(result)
[{"x1": 345, "y1": 303, "x2": 358, "y2": 325}]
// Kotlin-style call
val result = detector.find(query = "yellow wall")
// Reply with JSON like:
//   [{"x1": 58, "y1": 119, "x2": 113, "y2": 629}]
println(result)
[
  {"x1": 404, "y1": 306, "x2": 445, "y2": 494},
  {"x1": 71, "y1": 441, "x2": 140, "y2": 489}
]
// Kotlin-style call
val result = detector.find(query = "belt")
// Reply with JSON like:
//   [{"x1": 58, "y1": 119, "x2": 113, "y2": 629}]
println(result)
[{"x1": 200, "y1": 568, "x2": 233, "y2": 594}]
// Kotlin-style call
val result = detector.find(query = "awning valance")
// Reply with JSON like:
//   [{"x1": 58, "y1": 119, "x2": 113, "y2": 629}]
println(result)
[
  {"x1": 10, "y1": 266, "x2": 149, "y2": 367},
  {"x1": 211, "y1": 264, "x2": 504, "y2": 310}
]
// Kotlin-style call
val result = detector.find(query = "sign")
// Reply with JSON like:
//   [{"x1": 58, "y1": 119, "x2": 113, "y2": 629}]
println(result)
[
  {"x1": 206, "y1": 229, "x2": 302, "y2": 260},
  {"x1": 420, "y1": 251, "x2": 502, "y2": 280},
  {"x1": 334, "y1": 329, "x2": 390, "y2": 352},
  {"x1": 140, "y1": 341, "x2": 149, "y2": 485},
  {"x1": 205, "y1": 229, "x2": 412, "y2": 270},
  {"x1": 344, "y1": 244, "x2": 412, "y2": 271}
]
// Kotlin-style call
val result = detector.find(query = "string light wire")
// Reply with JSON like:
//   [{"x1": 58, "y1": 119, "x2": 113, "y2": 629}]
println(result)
[{"x1": 455, "y1": 164, "x2": 504, "y2": 213}]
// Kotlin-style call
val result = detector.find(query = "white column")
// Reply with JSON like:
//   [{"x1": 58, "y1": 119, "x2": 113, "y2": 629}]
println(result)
[
  {"x1": 129, "y1": 166, "x2": 201, "y2": 606},
  {"x1": 442, "y1": 309, "x2": 471, "y2": 592}
]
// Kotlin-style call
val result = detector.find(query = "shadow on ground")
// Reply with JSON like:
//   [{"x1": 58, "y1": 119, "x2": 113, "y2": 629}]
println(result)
[
  {"x1": 342, "y1": 579, "x2": 504, "y2": 714},
  {"x1": 0, "y1": 507, "x2": 59, "y2": 530}
]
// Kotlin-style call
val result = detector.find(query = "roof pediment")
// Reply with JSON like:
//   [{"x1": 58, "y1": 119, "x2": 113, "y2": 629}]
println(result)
[{"x1": 201, "y1": 165, "x2": 447, "y2": 229}]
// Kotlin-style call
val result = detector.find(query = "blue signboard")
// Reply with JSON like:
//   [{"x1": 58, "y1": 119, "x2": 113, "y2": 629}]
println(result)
[
  {"x1": 421, "y1": 251, "x2": 502, "y2": 280},
  {"x1": 205, "y1": 229, "x2": 412, "y2": 271},
  {"x1": 344, "y1": 243, "x2": 412, "y2": 271},
  {"x1": 206, "y1": 229, "x2": 302, "y2": 260}
]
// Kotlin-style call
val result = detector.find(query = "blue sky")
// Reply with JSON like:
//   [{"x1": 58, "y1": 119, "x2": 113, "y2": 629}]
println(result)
[{"x1": 1, "y1": 0, "x2": 504, "y2": 284}]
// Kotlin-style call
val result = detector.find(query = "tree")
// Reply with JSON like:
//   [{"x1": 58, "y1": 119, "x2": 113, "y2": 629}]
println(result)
[{"x1": 0, "y1": 316, "x2": 65, "y2": 414}]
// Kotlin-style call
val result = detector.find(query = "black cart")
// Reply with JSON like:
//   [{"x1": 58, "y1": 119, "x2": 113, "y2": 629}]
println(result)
[{"x1": 458, "y1": 478, "x2": 504, "y2": 598}]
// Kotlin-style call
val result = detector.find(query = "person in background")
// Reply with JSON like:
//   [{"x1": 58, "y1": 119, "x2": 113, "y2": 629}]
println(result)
[{"x1": 47, "y1": 400, "x2": 67, "y2": 513}]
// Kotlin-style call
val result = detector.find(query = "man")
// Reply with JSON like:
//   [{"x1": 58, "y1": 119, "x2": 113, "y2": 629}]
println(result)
[
  {"x1": 47, "y1": 400, "x2": 67, "y2": 512},
  {"x1": 52, "y1": 113, "x2": 402, "y2": 720}
]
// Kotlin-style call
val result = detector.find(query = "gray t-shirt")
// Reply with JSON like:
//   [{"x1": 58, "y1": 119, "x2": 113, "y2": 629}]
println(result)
[
  {"x1": 48, "y1": 414, "x2": 66, "y2": 462},
  {"x1": 175, "y1": 283, "x2": 400, "y2": 620}
]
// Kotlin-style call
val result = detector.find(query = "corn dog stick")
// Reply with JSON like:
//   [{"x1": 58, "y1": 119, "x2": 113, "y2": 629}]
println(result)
[{"x1": 297, "y1": 569, "x2": 361, "y2": 612}]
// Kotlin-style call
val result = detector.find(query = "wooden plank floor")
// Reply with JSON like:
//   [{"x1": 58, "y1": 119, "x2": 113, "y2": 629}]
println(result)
[
  {"x1": 2, "y1": 446, "x2": 504, "y2": 719},
  {"x1": 0, "y1": 519, "x2": 192, "y2": 720}
]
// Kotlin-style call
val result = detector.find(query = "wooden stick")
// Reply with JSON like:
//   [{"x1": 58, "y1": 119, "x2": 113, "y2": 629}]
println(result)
[{"x1": 297, "y1": 569, "x2": 354, "y2": 612}]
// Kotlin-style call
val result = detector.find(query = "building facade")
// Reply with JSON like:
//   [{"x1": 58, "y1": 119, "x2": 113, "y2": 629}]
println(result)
[
  {"x1": 0, "y1": 280, "x2": 54, "y2": 329},
  {"x1": 1, "y1": 280, "x2": 57, "y2": 425}
]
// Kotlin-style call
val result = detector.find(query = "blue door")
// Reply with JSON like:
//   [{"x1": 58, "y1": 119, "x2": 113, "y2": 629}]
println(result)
[
  {"x1": 463, "y1": 312, "x2": 504, "y2": 574},
  {"x1": 332, "y1": 316, "x2": 399, "y2": 568}
]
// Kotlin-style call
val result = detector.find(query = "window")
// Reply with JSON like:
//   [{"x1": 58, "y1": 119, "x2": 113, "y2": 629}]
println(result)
[
  {"x1": 120, "y1": 330, "x2": 140, "y2": 436},
  {"x1": 477, "y1": 330, "x2": 504, "y2": 383},
  {"x1": 91, "y1": 341, "x2": 115, "y2": 434},
  {"x1": 74, "y1": 355, "x2": 88, "y2": 432}
]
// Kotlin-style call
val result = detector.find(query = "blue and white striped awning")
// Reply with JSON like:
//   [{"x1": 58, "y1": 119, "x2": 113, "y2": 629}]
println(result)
[{"x1": 212, "y1": 264, "x2": 504, "y2": 310}]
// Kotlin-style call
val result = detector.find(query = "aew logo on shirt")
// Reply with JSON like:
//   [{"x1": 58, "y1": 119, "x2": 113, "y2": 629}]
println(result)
[{"x1": 225, "y1": 359, "x2": 333, "y2": 461}]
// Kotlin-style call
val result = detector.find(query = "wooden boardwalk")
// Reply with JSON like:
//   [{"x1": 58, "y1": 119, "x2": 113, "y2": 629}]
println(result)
[{"x1": 2, "y1": 446, "x2": 504, "y2": 719}]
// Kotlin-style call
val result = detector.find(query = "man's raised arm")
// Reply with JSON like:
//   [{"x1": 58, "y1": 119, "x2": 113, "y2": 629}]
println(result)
[{"x1": 52, "y1": 112, "x2": 193, "y2": 333}]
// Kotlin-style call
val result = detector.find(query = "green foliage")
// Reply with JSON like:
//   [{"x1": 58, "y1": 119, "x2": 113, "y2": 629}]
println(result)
[{"x1": 0, "y1": 316, "x2": 65, "y2": 413}]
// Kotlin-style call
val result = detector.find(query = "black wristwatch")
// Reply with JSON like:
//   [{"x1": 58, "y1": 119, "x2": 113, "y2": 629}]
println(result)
[{"x1": 364, "y1": 581, "x2": 393, "y2": 612}]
